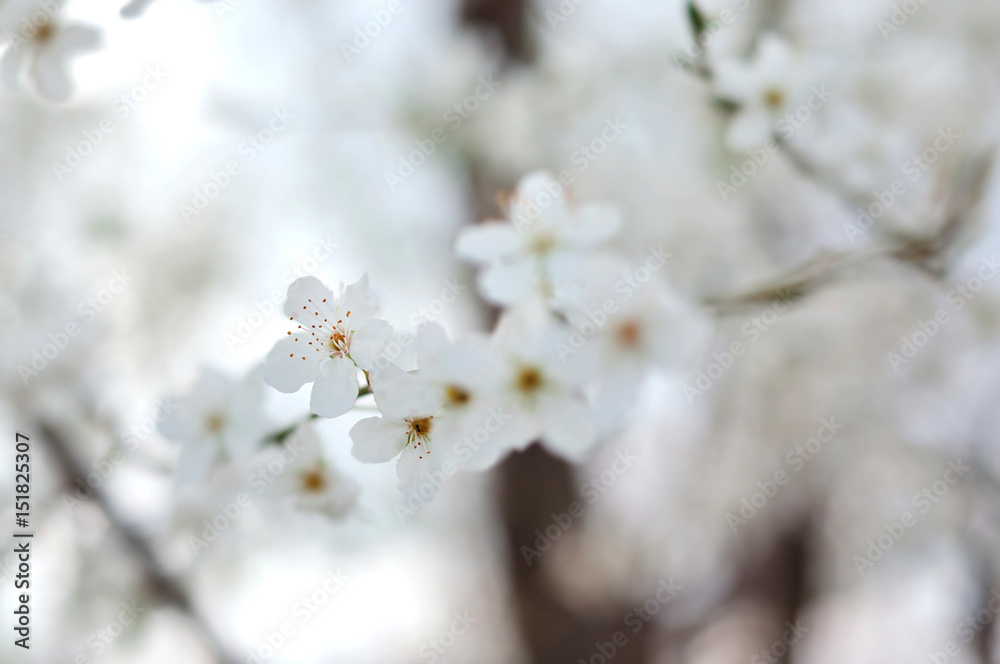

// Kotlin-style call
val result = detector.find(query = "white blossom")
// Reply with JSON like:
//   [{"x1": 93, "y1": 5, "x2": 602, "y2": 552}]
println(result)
[
  {"x1": 264, "y1": 274, "x2": 391, "y2": 419},
  {"x1": 455, "y1": 171, "x2": 622, "y2": 305},
  {"x1": 712, "y1": 34, "x2": 809, "y2": 151},
  {"x1": 159, "y1": 368, "x2": 267, "y2": 483},
  {"x1": 487, "y1": 300, "x2": 598, "y2": 462},
  {"x1": 0, "y1": 5, "x2": 100, "y2": 102},
  {"x1": 349, "y1": 363, "x2": 454, "y2": 496},
  {"x1": 273, "y1": 423, "x2": 359, "y2": 520}
]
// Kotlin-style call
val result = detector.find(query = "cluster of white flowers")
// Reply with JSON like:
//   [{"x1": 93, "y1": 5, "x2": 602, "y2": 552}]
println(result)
[{"x1": 158, "y1": 172, "x2": 706, "y2": 514}]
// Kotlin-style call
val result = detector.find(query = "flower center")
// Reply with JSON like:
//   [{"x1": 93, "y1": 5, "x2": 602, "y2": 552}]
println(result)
[
  {"x1": 204, "y1": 412, "x2": 227, "y2": 435},
  {"x1": 301, "y1": 469, "x2": 327, "y2": 493},
  {"x1": 445, "y1": 384, "x2": 471, "y2": 406},
  {"x1": 405, "y1": 416, "x2": 434, "y2": 459},
  {"x1": 326, "y1": 325, "x2": 351, "y2": 357},
  {"x1": 763, "y1": 87, "x2": 785, "y2": 109},
  {"x1": 515, "y1": 366, "x2": 544, "y2": 395},
  {"x1": 618, "y1": 320, "x2": 642, "y2": 348},
  {"x1": 529, "y1": 232, "x2": 557, "y2": 255},
  {"x1": 34, "y1": 23, "x2": 54, "y2": 43},
  {"x1": 409, "y1": 417, "x2": 433, "y2": 437}
]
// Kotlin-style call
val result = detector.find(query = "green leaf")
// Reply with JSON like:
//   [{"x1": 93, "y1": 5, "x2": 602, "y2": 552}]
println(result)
[{"x1": 687, "y1": 1, "x2": 708, "y2": 38}]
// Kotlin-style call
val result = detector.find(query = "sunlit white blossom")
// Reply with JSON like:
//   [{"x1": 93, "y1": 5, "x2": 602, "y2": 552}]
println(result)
[
  {"x1": 264, "y1": 274, "x2": 391, "y2": 419},
  {"x1": 350, "y1": 364, "x2": 454, "y2": 496}
]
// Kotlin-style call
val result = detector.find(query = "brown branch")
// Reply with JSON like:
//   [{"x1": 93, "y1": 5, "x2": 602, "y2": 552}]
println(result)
[{"x1": 39, "y1": 421, "x2": 241, "y2": 664}]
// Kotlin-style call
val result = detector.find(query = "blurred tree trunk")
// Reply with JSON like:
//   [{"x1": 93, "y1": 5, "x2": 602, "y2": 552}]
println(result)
[
  {"x1": 461, "y1": 0, "x2": 532, "y2": 62},
  {"x1": 498, "y1": 445, "x2": 658, "y2": 663}
]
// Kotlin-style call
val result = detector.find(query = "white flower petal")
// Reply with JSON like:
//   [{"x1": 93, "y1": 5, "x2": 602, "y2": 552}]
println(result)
[
  {"x1": 562, "y1": 204, "x2": 623, "y2": 246},
  {"x1": 510, "y1": 171, "x2": 567, "y2": 226},
  {"x1": 221, "y1": 424, "x2": 258, "y2": 459},
  {"x1": 350, "y1": 318, "x2": 392, "y2": 370},
  {"x1": 725, "y1": 107, "x2": 773, "y2": 152},
  {"x1": 395, "y1": 446, "x2": 444, "y2": 497},
  {"x1": 455, "y1": 222, "x2": 519, "y2": 263},
  {"x1": 477, "y1": 259, "x2": 536, "y2": 305},
  {"x1": 755, "y1": 33, "x2": 792, "y2": 82},
  {"x1": 174, "y1": 440, "x2": 217, "y2": 484},
  {"x1": 29, "y1": 50, "x2": 72, "y2": 102},
  {"x1": 309, "y1": 356, "x2": 359, "y2": 418},
  {"x1": 415, "y1": 322, "x2": 449, "y2": 360},
  {"x1": 264, "y1": 336, "x2": 325, "y2": 393},
  {"x1": 371, "y1": 364, "x2": 442, "y2": 420},
  {"x1": 341, "y1": 272, "x2": 380, "y2": 321},
  {"x1": 350, "y1": 416, "x2": 407, "y2": 463},
  {"x1": 539, "y1": 395, "x2": 597, "y2": 462},
  {"x1": 158, "y1": 406, "x2": 200, "y2": 443},
  {"x1": 713, "y1": 60, "x2": 754, "y2": 102},
  {"x1": 283, "y1": 275, "x2": 338, "y2": 320},
  {"x1": 1, "y1": 45, "x2": 25, "y2": 91},
  {"x1": 56, "y1": 25, "x2": 102, "y2": 54}
]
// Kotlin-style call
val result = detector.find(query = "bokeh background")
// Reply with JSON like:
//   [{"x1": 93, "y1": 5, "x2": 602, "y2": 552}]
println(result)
[{"x1": 4, "y1": 0, "x2": 1000, "y2": 662}]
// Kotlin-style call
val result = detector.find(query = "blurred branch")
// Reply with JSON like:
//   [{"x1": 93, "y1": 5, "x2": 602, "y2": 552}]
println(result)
[
  {"x1": 704, "y1": 150, "x2": 994, "y2": 313},
  {"x1": 39, "y1": 421, "x2": 241, "y2": 664},
  {"x1": 682, "y1": 17, "x2": 995, "y2": 310}
]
